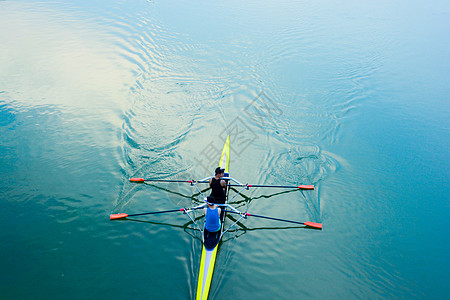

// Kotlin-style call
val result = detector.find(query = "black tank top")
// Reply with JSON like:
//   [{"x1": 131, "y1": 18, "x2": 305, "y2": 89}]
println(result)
[{"x1": 210, "y1": 178, "x2": 225, "y2": 204}]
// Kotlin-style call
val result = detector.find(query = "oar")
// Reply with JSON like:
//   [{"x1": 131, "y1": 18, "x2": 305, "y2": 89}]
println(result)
[
  {"x1": 224, "y1": 210, "x2": 322, "y2": 229},
  {"x1": 110, "y1": 207, "x2": 203, "y2": 220},
  {"x1": 129, "y1": 178, "x2": 212, "y2": 184},
  {"x1": 227, "y1": 184, "x2": 314, "y2": 190},
  {"x1": 130, "y1": 178, "x2": 197, "y2": 183}
]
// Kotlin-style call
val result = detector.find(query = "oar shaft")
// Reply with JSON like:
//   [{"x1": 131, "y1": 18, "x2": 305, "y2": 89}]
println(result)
[
  {"x1": 245, "y1": 213, "x2": 306, "y2": 225},
  {"x1": 110, "y1": 207, "x2": 204, "y2": 220},
  {"x1": 128, "y1": 208, "x2": 184, "y2": 217},
  {"x1": 223, "y1": 210, "x2": 322, "y2": 229},
  {"x1": 130, "y1": 178, "x2": 192, "y2": 183},
  {"x1": 225, "y1": 210, "x2": 304, "y2": 225}
]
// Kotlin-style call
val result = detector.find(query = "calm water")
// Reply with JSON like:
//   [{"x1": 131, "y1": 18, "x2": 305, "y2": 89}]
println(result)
[{"x1": 1, "y1": 0, "x2": 449, "y2": 299}]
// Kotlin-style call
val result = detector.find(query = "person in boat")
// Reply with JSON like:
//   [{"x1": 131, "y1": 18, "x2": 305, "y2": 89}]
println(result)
[
  {"x1": 203, "y1": 196, "x2": 222, "y2": 232},
  {"x1": 209, "y1": 167, "x2": 226, "y2": 204}
]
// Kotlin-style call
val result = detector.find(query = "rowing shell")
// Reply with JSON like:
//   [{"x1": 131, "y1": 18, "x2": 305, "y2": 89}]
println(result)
[{"x1": 196, "y1": 135, "x2": 230, "y2": 300}]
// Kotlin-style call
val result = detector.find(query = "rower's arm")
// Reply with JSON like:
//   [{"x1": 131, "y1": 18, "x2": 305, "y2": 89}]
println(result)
[{"x1": 220, "y1": 179, "x2": 226, "y2": 189}]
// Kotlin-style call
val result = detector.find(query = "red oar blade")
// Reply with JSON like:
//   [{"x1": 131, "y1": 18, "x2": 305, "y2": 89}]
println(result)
[
  {"x1": 304, "y1": 221, "x2": 322, "y2": 229},
  {"x1": 130, "y1": 178, "x2": 145, "y2": 182},
  {"x1": 110, "y1": 213, "x2": 129, "y2": 220},
  {"x1": 298, "y1": 185, "x2": 314, "y2": 190}
]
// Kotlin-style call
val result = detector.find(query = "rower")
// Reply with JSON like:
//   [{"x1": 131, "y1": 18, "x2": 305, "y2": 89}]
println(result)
[
  {"x1": 203, "y1": 196, "x2": 222, "y2": 233},
  {"x1": 209, "y1": 167, "x2": 226, "y2": 205}
]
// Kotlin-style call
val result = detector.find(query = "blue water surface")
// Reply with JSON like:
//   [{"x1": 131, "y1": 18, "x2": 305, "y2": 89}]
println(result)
[{"x1": 0, "y1": 0, "x2": 449, "y2": 299}]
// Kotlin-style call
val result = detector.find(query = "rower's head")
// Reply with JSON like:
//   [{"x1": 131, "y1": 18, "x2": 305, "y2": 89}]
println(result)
[
  {"x1": 206, "y1": 196, "x2": 216, "y2": 206},
  {"x1": 215, "y1": 167, "x2": 225, "y2": 177}
]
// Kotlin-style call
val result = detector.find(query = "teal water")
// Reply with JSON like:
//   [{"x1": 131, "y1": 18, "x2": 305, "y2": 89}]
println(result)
[{"x1": 1, "y1": 0, "x2": 449, "y2": 299}]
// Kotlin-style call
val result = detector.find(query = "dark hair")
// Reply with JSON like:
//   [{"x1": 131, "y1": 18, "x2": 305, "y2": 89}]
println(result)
[
  {"x1": 215, "y1": 167, "x2": 224, "y2": 175},
  {"x1": 206, "y1": 196, "x2": 215, "y2": 205}
]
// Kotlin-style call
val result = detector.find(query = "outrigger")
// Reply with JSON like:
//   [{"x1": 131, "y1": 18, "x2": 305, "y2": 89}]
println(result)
[{"x1": 110, "y1": 135, "x2": 322, "y2": 299}]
